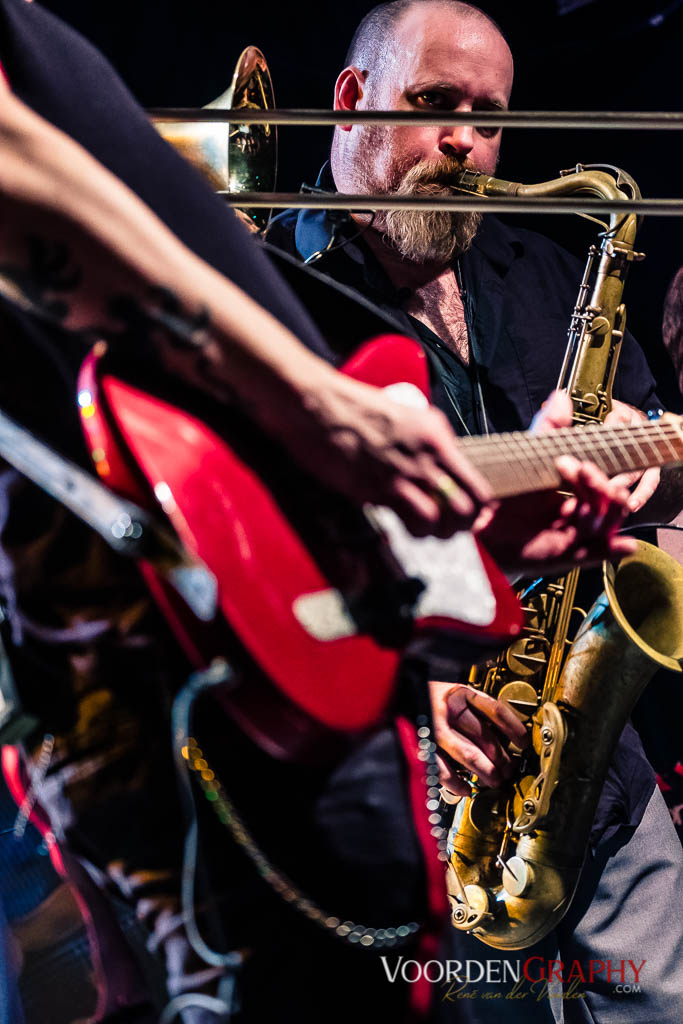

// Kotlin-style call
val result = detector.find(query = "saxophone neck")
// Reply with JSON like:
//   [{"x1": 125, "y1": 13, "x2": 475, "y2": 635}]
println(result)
[
  {"x1": 451, "y1": 164, "x2": 641, "y2": 243},
  {"x1": 452, "y1": 163, "x2": 644, "y2": 423},
  {"x1": 452, "y1": 164, "x2": 638, "y2": 199}
]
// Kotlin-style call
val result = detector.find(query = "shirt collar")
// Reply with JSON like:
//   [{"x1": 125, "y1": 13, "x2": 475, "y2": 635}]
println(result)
[{"x1": 293, "y1": 162, "x2": 340, "y2": 263}]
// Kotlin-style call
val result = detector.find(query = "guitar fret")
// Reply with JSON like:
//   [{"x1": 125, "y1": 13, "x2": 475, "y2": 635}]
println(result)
[
  {"x1": 660, "y1": 434, "x2": 682, "y2": 459},
  {"x1": 606, "y1": 432, "x2": 626, "y2": 475},
  {"x1": 587, "y1": 435, "x2": 619, "y2": 475},
  {"x1": 458, "y1": 419, "x2": 683, "y2": 500},
  {"x1": 628, "y1": 434, "x2": 649, "y2": 465}
]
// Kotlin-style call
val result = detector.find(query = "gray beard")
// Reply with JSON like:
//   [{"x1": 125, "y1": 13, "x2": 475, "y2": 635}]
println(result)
[
  {"x1": 382, "y1": 180, "x2": 482, "y2": 265},
  {"x1": 377, "y1": 157, "x2": 484, "y2": 265}
]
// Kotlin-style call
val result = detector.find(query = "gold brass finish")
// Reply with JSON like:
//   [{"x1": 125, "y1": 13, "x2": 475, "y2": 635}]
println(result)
[
  {"x1": 152, "y1": 46, "x2": 277, "y2": 229},
  {"x1": 450, "y1": 164, "x2": 643, "y2": 424},
  {"x1": 450, "y1": 543, "x2": 683, "y2": 949},
  {"x1": 446, "y1": 166, "x2": 683, "y2": 949}
]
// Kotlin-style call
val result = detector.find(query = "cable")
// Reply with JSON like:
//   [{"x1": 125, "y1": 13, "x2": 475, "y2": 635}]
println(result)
[
  {"x1": 304, "y1": 212, "x2": 378, "y2": 265},
  {"x1": 619, "y1": 521, "x2": 683, "y2": 534},
  {"x1": 163, "y1": 659, "x2": 243, "y2": 1024},
  {"x1": 159, "y1": 990, "x2": 235, "y2": 1024}
]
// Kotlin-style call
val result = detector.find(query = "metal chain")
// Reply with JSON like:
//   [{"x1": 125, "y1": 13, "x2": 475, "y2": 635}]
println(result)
[{"x1": 182, "y1": 711, "x2": 448, "y2": 950}]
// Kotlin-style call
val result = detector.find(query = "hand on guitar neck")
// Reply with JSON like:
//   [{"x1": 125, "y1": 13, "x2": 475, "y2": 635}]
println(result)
[
  {"x1": 602, "y1": 400, "x2": 683, "y2": 522},
  {"x1": 430, "y1": 391, "x2": 638, "y2": 802},
  {"x1": 475, "y1": 391, "x2": 637, "y2": 576}
]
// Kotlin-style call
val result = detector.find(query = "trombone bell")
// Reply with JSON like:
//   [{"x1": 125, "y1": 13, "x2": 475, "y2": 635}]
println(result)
[{"x1": 152, "y1": 46, "x2": 277, "y2": 230}]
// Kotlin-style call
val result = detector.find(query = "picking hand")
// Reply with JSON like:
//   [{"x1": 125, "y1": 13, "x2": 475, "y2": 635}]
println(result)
[{"x1": 280, "y1": 371, "x2": 493, "y2": 538}]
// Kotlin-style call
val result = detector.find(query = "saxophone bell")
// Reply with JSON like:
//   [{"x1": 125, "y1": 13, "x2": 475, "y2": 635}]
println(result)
[{"x1": 449, "y1": 540, "x2": 683, "y2": 949}]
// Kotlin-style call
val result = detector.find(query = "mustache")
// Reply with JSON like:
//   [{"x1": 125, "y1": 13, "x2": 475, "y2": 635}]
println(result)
[{"x1": 395, "y1": 157, "x2": 479, "y2": 193}]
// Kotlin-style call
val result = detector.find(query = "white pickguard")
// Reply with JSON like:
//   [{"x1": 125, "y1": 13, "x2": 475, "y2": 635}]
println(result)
[{"x1": 368, "y1": 506, "x2": 496, "y2": 626}]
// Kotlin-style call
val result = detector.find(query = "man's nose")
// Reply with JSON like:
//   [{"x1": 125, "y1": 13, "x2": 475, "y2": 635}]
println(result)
[{"x1": 438, "y1": 124, "x2": 474, "y2": 158}]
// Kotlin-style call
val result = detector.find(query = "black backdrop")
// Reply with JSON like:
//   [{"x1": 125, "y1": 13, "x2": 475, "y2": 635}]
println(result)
[{"x1": 42, "y1": 0, "x2": 683, "y2": 406}]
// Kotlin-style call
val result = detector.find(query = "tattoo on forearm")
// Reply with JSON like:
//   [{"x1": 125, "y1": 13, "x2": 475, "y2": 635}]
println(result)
[
  {"x1": 108, "y1": 287, "x2": 211, "y2": 351},
  {"x1": 0, "y1": 237, "x2": 227, "y2": 398},
  {"x1": 0, "y1": 235, "x2": 82, "y2": 323},
  {"x1": 27, "y1": 235, "x2": 81, "y2": 295},
  {"x1": 0, "y1": 237, "x2": 212, "y2": 349},
  {"x1": 106, "y1": 287, "x2": 233, "y2": 401}
]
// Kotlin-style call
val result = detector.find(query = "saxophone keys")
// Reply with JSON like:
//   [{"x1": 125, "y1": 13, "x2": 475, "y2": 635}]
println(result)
[
  {"x1": 589, "y1": 314, "x2": 611, "y2": 336},
  {"x1": 448, "y1": 883, "x2": 493, "y2": 930},
  {"x1": 497, "y1": 681, "x2": 539, "y2": 717},
  {"x1": 498, "y1": 682, "x2": 538, "y2": 754},
  {"x1": 512, "y1": 774, "x2": 540, "y2": 828},
  {"x1": 503, "y1": 642, "x2": 549, "y2": 679},
  {"x1": 500, "y1": 855, "x2": 534, "y2": 898}
]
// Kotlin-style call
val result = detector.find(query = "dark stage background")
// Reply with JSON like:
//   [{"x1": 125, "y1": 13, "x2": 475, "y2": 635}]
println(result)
[{"x1": 43, "y1": 0, "x2": 682, "y2": 403}]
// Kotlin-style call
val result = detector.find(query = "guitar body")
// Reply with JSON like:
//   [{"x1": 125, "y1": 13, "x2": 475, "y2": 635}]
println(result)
[{"x1": 77, "y1": 335, "x2": 521, "y2": 758}]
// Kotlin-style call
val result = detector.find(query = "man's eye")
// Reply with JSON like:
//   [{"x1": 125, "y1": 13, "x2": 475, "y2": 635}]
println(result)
[{"x1": 415, "y1": 91, "x2": 451, "y2": 109}]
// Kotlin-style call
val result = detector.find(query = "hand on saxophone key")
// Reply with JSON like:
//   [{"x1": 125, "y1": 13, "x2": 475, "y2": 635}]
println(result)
[{"x1": 429, "y1": 681, "x2": 530, "y2": 796}]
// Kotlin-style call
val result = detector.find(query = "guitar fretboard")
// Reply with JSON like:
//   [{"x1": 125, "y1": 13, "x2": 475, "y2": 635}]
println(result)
[{"x1": 459, "y1": 419, "x2": 683, "y2": 499}]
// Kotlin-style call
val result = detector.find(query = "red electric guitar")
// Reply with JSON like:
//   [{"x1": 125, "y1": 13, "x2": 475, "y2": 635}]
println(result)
[{"x1": 76, "y1": 334, "x2": 683, "y2": 758}]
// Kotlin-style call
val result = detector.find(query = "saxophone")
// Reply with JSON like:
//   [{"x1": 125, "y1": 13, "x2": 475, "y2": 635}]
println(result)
[{"x1": 442, "y1": 165, "x2": 683, "y2": 949}]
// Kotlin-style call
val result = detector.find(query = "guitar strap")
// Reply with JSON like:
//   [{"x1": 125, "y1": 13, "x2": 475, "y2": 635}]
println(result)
[
  {"x1": 0, "y1": 408, "x2": 156, "y2": 741},
  {"x1": 0, "y1": 407, "x2": 164, "y2": 559},
  {"x1": 0, "y1": 404, "x2": 216, "y2": 609}
]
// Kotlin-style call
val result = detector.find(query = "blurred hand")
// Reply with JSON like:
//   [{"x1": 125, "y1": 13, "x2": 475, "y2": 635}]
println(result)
[
  {"x1": 604, "y1": 400, "x2": 660, "y2": 512},
  {"x1": 477, "y1": 391, "x2": 636, "y2": 574},
  {"x1": 286, "y1": 373, "x2": 494, "y2": 538}
]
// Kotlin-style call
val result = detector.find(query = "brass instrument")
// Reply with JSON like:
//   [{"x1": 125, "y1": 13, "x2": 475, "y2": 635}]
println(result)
[
  {"x1": 152, "y1": 46, "x2": 277, "y2": 229},
  {"x1": 444, "y1": 165, "x2": 683, "y2": 949}
]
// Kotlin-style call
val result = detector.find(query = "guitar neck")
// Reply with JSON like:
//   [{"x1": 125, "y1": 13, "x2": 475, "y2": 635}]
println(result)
[{"x1": 460, "y1": 418, "x2": 683, "y2": 499}]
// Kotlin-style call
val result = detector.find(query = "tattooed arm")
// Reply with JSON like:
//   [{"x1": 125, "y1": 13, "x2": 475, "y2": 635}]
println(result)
[
  {"x1": 0, "y1": 89, "x2": 638, "y2": 564},
  {"x1": 0, "y1": 85, "x2": 491, "y2": 537}
]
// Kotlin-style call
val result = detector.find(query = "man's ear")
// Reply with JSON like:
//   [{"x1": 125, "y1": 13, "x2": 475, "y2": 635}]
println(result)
[{"x1": 334, "y1": 66, "x2": 365, "y2": 131}]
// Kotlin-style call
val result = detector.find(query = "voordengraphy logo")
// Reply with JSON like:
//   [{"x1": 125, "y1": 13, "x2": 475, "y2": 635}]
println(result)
[
  {"x1": 380, "y1": 959, "x2": 523, "y2": 984},
  {"x1": 379, "y1": 957, "x2": 646, "y2": 1001},
  {"x1": 522, "y1": 958, "x2": 646, "y2": 986}
]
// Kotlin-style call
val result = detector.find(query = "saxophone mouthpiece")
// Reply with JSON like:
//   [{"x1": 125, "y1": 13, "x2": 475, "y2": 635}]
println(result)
[{"x1": 451, "y1": 169, "x2": 521, "y2": 197}]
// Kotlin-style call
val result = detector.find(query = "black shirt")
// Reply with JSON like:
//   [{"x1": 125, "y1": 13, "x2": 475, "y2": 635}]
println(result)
[{"x1": 267, "y1": 165, "x2": 660, "y2": 435}]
